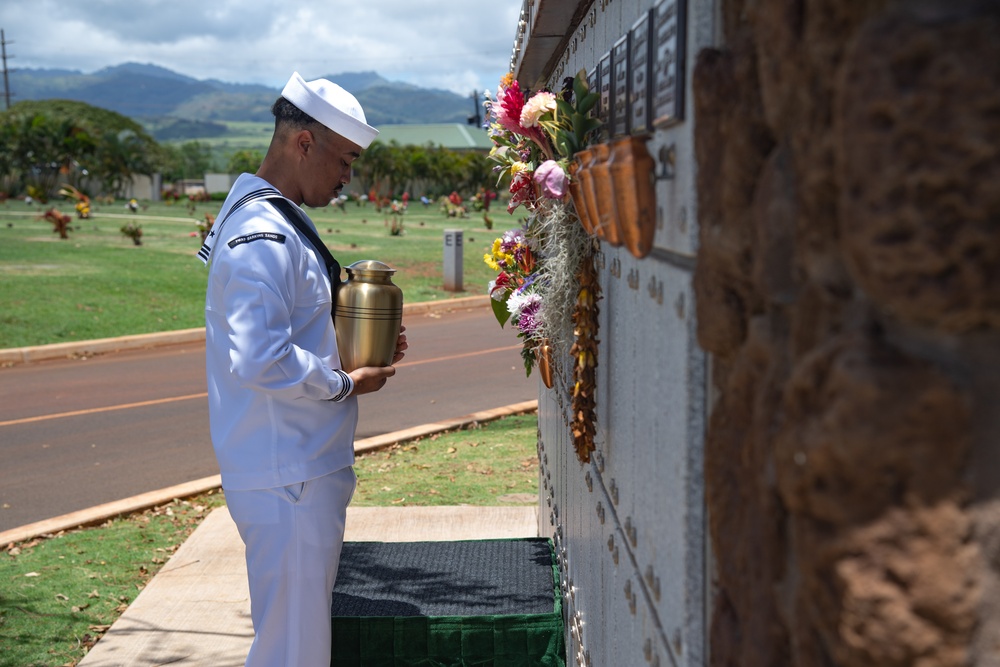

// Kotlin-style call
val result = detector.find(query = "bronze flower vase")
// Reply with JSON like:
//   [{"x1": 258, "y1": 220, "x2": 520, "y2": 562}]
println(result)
[
  {"x1": 588, "y1": 143, "x2": 624, "y2": 247},
  {"x1": 608, "y1": 135, "x2": 657, "y2": 259},
  {"x1": 577, "y1": 149, "x2": 602, "y2": 240},
  {"x1": 536, "y1": 339, "x2": 554, "y2": 389},
  {"x1": 568, "y1": 155, "x2": 596, "y2": 236}
]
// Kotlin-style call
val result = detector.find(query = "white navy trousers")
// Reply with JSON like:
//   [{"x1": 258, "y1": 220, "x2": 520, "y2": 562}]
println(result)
[{"x1": 226, "y1": 465, "x2": 357, "y2": 667}]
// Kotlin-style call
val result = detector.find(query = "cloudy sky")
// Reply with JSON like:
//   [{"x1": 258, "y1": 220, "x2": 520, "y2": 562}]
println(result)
[{"x1": 0, "y1": 0, "x2": 523, "y2": 95}]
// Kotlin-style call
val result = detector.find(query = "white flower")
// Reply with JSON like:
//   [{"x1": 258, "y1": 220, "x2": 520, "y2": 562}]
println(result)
[
  {"x1": 520, "y1": 91, "x2": 557, "y2": 128},
  {"x1": 507, "y1": 290, "x2": 541, "y2": 317}
]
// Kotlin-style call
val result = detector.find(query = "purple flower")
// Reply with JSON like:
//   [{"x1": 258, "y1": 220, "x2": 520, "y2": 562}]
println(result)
[
  {"x1": 533, "y1": 160, "x2": 567, "y2": 199},
  {"x1": 509, "y1": 291, "x2": 542, "y2": 337},
  {"x1": 515, "y1": 298, "x2": 543, "y2": 337}
]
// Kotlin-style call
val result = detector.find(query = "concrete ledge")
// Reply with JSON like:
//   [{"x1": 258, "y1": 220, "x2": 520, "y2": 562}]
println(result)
[
  {"x1": 0, "y1": 475, "x2": 223, "y2": 546},
  {"x1": 0, "y1": 328, "x2": 207, "y2": 365},
  {"x1": 0, "y1": 398, "x2": 537, "y2": 546},
  {"x1": 0, "y1": 295, "x2": 489, "y2": 366}
]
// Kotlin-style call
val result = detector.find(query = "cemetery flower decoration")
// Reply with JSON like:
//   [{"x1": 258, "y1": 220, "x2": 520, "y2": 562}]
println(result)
[
  {"x1": 483, "y1": 70, "x2": 603, "y2": 463},
  {"x1": 485, "y1": 227, "x2": 540, "y2": 374}
]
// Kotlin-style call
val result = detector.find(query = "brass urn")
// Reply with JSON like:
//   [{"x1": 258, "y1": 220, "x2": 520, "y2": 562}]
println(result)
[{"x1": 335, "y1": 260, "x2": 403, "y2": 372}]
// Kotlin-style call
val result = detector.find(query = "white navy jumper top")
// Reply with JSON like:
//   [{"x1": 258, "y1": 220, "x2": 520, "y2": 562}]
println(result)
[{"x1": 201, "y1": 173, "x2": 356, "y2": 491}]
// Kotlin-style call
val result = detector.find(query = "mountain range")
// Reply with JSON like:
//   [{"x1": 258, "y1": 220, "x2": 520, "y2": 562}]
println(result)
[{"x1": 8, "y1": 63, "x2": 482, "y2": 135}]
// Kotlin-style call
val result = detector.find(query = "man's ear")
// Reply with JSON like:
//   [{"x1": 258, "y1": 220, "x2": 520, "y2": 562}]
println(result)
[{"x1": 295, "y1": 129, "x2": 316, "y2": 157}]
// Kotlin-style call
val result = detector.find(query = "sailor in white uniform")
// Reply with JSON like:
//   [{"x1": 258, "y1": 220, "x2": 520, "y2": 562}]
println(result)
[{"x1": 201, "y1": 72, "x2": 406, "y2": 667}]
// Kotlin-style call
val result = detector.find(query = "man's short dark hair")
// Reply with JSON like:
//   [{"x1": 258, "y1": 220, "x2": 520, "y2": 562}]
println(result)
[{"x1": 271, "y1": 96, "x2": 322, "y2": 132}]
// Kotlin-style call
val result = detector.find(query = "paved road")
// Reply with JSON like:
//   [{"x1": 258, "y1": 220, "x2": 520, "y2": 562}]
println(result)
[{"x1": 0, "y1": 305, "x2": 537, "y2": 532}]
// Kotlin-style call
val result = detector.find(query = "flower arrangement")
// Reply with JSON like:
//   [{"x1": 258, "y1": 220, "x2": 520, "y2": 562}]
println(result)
[
  {"x1": 58, "y1": 184, "x2": 91, "y2": 219},
  {"x1": 486, "y1": 71, "x2": 601, "y2": 216},
  {"x1": 120, "y1": 221, "x2": 143, "y2": 246},
  {"x1": 483, "y1": 70, "x2": 603, "y2": 463},
  {"x1": 386, "y1": 200, "x2": 405, "y2": 236},
  {"x1": 485, "y1": 227, "x2": 540, "y2": 373}
]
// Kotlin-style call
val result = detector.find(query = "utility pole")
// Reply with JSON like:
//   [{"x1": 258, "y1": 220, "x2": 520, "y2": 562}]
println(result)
[
  {"x1": 467, "y1": 90, "x2": 482, "y2": 127},
  {"x1": 1, "y1": 29, "x2": 13, "y2": 110}
]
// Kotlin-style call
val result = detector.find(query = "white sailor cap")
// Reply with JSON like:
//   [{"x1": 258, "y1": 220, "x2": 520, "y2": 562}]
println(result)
[{"x1": 280, "y1": 71, "x2": 379, "y2": 149}]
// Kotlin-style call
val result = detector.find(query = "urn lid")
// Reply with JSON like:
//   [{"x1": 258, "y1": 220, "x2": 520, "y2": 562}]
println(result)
[{"x1": 345, "y1": 259, "x2": 396, "y2": 277}]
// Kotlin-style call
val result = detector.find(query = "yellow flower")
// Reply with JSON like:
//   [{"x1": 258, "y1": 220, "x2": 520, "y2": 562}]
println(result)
[
  {"x1": 510, "y1": 161, "x2": 529, "y2": 176},
  {"x1": 500, "y1": 72, "x2": 514, "y2": 88},
  {"x1": 484, "y1": 253, "x2": 499, "y2": 271}
]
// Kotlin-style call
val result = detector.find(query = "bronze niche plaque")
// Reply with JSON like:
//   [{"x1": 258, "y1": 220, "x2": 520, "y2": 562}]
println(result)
[
  {"x1": 612, "y1": 34, "x2": 630, "y2": 137},
  {"x1": 652, "y1": 0, "x2": 687, "y2": 127},
  {"x1": 599, "y1": 52, "x2": 612, "y2": 138},
  {"x1": 629, "y1": 11, "x2": 653, "y2": 134}
]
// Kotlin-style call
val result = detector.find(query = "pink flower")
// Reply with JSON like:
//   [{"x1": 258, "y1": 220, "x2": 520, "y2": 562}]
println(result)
[
  {"x1": 533, "y1": 160, "x2": 567, "y2": 199},
  {"x1": 520, "y1": 91, "x2": 557, "y2": 128},
  {"x1": 494, "y1": 80, "x2": 527, "y2": 136},
  {"x1": 508, "y1": 170, "x2": 535, "y2": 212}
]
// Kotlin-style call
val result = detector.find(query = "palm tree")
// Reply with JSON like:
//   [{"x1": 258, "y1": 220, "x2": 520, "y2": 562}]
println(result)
[
  {"x1": 0, "y1": 100, "x2": 159, "y2": 200},
  {"x1": 91, "y1": 129, "x2": 153, "y2": 198}
]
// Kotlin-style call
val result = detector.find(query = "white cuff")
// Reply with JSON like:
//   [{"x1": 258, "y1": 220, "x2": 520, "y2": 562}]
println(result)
[{"x1": 328, "y1": 369, "x2": 353, "y2": 402}]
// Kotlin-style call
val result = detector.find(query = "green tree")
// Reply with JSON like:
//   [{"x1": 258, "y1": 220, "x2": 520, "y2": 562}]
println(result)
[
  {"x1": 428, "y1": 147, "x2": 468, "y2": 196},
  {"x1": 459, "y1": 151, "x2": 496, "y2": 194},
  {"x1": 0, "y1": 122, "x2": 15, "y2": 195},
  {"x1": 3, "y1": 113, "x2": 94, "y2": 201},
  {"x1": 354, "y1": 140, "x2": 389, "y2": 196},
  {"x1": 226, "y1": 149, "x2": 264, "y2": 175},
  {"x1": 0, "y1": 100, "x2": 158, "y2": 199},
  {"x1": 352, "y1": 139, "x2": 495, "y2": 202},
  {"x1": 158, "y1": 141, "x2": 214, "y2": 181},
  {"x1": 88, "y1": 129, "x2": 154, "y2": 198}
]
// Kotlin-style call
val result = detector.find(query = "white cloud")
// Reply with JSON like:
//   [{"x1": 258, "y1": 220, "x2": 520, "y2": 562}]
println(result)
[{"x1": 0, "y1": 0, "x2": 521, "y2": 94}]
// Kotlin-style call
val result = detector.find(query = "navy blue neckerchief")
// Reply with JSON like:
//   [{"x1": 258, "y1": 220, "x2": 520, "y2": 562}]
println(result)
[
  {"x1": 198, "y1": 190, "x2": 341, "y2": 322},
  {"x1": 267, "y1": 197, "x2": 342, "y2": 322}
]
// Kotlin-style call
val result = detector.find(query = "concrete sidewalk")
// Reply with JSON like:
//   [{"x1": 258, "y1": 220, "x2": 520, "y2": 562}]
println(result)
[{"x1": 77, "y1": 504, "x2": 540, "y2": 667}]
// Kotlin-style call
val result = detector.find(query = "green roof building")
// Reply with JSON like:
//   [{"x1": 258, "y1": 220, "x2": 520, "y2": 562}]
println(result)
[{"x1": 372, "y1": 123, "x2": 492, "y2": 151}]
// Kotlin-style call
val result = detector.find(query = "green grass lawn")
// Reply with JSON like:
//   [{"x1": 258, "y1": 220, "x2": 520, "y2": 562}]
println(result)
[
  {"x1": 0, "y1": 413, "x2": 538, "y2": 667},
  {"x1": 0, "y1": 197, "x2": 514, "y2": 348}
]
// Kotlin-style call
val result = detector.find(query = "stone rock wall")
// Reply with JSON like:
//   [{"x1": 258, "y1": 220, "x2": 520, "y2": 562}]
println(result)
[{"x1": 692, "y1": 0, "x2": 1000, "y2": 664}]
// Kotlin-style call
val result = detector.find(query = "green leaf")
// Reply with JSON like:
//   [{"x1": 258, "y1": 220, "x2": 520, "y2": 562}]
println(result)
[
  {"x1": 555, "y1": 99, "x2": 575, "y2": 119},
  {"x1": 572, "y1": 70, "x2": 590, "y2": 103},
  {"x1": 577, "y1": 117, "x2": 602, "y2": 141},
  {"x1": 578, "y1": 91, "x2": 599, "y2": 116},
  {"x1": 521, "y1": 344, "x2": 536, "y2": 377},
  {"x1": 556, "y1": 135, "x2": 573, "y2": 158},
  {"x1": 490, "y1": 296, "x2": 512, "y2": 327},
  {"x1": 572, "y1": 113, "x2": 588, "y2": 141}
]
